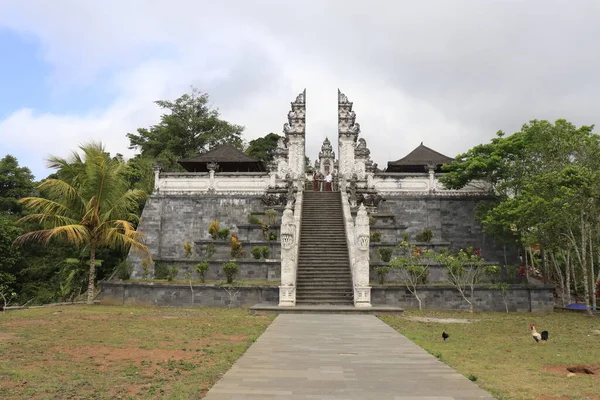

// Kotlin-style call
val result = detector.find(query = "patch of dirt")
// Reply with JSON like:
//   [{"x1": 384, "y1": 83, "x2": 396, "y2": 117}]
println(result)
[
  {"x1": 0, "y1": 332, "x2": 17, "y2": 341},
  {"x1": 543, "y1": 363, "x2": 600, "y2": 377},
  {"x1": 405, "y1": 316, "x2": 480, "y2": 324}
]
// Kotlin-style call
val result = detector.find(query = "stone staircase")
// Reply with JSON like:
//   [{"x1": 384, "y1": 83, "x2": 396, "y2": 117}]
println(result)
[{"x1": 296, "y1": 191, "x2": 354, "y2": 305}]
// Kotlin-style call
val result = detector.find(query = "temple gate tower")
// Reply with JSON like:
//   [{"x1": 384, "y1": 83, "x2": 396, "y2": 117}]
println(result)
[
  {"x1": 282, "y1": 90, "x2": 307, "y2": 180},
  {"x1": 317, "y1": 137, "x2": 335, "y2": 175}
]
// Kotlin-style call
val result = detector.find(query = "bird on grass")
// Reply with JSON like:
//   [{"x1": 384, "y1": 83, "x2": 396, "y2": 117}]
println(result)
[
  {"x1": 442, "y1": 332, "x2": 450, "y2": 341},
  {"x1": 530, "y1": 324, "x2": 549, "y2": 342}
]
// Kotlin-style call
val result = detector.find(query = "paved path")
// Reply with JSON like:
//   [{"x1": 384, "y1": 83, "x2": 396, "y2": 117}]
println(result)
[{"x1": 204, "y1": 314, "x2": 494, "y2": 400}]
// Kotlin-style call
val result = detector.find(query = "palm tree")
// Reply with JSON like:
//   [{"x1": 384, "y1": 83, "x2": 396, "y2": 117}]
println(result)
[{"x1": 14, "y1": 142, "x2": 151, "y2": 304}]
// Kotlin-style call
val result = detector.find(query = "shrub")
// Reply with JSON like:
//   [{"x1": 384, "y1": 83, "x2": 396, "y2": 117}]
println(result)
[
  {"x1": 154, "y1": 263, "x2": 178, "y2": 281},
  {"x1": 268, "y1": 231, "x2": 277, "y2": 241},
  {"x1": 370, "y1": 231, "x2": 381, "y2": 242},
  {"x1": 261, "y1": 223, "x2": 270, "y2": 239},
  {"x1": 251, "y1": 246, "x2": 263, "y2": 260},
  {"x1": 265, "y1": 209, "x2": 278, "y2": 224},
  {"x1": 248, "y1": 214, "x2": 261, "y2": 224},
  {"x1": 183, "y1": 242, "x2": 192, "y2": 258},
  {"x1": 230, "y1": 233, "x2": 243, "y2": 258},
  {"x1": 222, "y1": 262, "x2": 239, "y2": 284},
  {"x1": 141, "y1": 258, "x2": 150, "y2": 279},
  {"x1": 401, "y1": 232, "x2": 410, "y2": 242},
  {"x1": 369, "y1": 216, "x2": 376, "y2": 226},
  {"x1": 415, "y1": 229, "x2": 433, "y2": 242},
  {"x1": 379, "y1": 247, "x2": 394, "y2": 263},
  {"x1": 208, "y1": 221, "x2": 220, "y2": 239},
  {"x1": 375, "y1": 266, "x2": 390, "y2": 284},
  {"x1": 261, "y1": 246, "x2": 270, "y2": 259},
  {"x1": 217, "y1": 228, "x2": 230, "y2": 240},
  {"x1": 167, "y1": 266, "x2": 178, "y2": 281},
  {"x1": 194, "y1": 261, "x2": 210, "y2": 283},
  {"x1": 204, "y1": 243, "x2": 216, "y2": 259},
  {"x1": 115, "y1": 260, "x2": 133, "y2": 280}
]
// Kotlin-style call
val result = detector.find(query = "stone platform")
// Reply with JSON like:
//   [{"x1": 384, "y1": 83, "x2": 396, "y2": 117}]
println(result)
[
  {"x1": 249, "y1": 303, "x2": 404, "y2": 316},
  {"x1": 203, "y1": 314, "x2": 494, "y2": 399}
]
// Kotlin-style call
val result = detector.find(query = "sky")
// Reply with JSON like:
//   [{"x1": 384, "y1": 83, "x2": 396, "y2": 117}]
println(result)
[{"x1": 1, "y1": 0, "x2": 600, "y2": 180}]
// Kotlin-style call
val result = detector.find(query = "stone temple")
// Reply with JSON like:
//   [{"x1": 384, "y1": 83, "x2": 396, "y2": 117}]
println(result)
[{"x1": 109, "y1": 89, "x2": 552, "y2": 312}]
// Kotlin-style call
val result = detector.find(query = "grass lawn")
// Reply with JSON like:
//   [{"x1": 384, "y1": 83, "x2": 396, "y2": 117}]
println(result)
[
  {"x1": 382, "y1": 310, "x2": 600, "y2": 400},
  {"x1": 0, "y1": 305, "x2": 273, "y2": 399}
]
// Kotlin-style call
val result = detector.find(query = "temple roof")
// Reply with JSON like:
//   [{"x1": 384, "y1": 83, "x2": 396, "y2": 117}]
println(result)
[
  {"x1": 386, "y1": 143, "x2": 453, "y2": 172},
  {"x1": 178, "y1": 143, "x2": 266, "y2": 172}
]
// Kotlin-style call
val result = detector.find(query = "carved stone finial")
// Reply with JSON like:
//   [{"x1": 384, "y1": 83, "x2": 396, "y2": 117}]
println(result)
[
  {"x1": 152, "y1": 162, "x2": 162, "y2": 172},
  {"x1": 207, "y1": 162, "x2": 219, "y2": 172}
]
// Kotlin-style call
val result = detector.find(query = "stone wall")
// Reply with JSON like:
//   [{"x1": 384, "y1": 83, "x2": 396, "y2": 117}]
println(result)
[
  {"x1": 129, "y1": 194, "x2": 278, "y2": 278},
  {"x1": 101, "y1": 281, "x2": 554, "y2": 312}
]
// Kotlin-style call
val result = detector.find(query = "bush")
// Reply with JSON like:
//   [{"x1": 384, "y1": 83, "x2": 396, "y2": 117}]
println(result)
[
  {"x1": 401, "y1": 232, "x2": 410, "y2": 242},
  {"x1": 183, "y1": 242, "x2": 193, "y2": 258},
  {"x1": 194, "y1": 261, "x2": 210, "y2": 283},
  {"x1": 208, "y1": 221, "x2": 220, "y2": 240},
  {"x1": 378, "y1": 247, "x2": 393, "y2": 263},
  {"x1": 154, "y1": 263, "x2": 178, "y2": 281},
  {"x1": 204, "y1": 243, "x2": 216, "y2": 259},
  {"x1": 369, "y1": 216, "x2": 376, "y2": 226},
  {"x1": 248, "y1": 214, "x2": 261, "y2": 224},
  {"x1": 230, "y1": 233, "x2": 243, "y2": 258},
  {"x1": 375, "y1": 266, "x2": 390, "y2": 284},
  {"x1": 217, "y1": 228, "x2": 230, "y2": 240},
  {"x1": 415, "y1": 229, "x2": 433, "y2": 242},
  {"x1": 167, "y1": 266, "x2": 178, "y2": 281},
  {"x1": 251, "y1": 246, "x2": 263, "y2": 260},
  {"x1": 370, "y1": 231, "x2": 381, "y2": 242},
  {"x1": 265, "y1": 209, "x2": 278, "y2": 224},
  {"x1": 261, "y1": 246, "x2": 270, "y2": 259},
  {"x1": 222, "y1": 262, "x2": 239, "y2": 284},
  {"x1": 115, "y1": 260, "x2": 133, "y2": 280},
  {"x1": 268, "y1": 231, "x2": 277, "y2": 241}
]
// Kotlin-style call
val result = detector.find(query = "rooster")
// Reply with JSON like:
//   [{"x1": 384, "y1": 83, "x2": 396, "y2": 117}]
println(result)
[{"x1": 530, "y1": 324, "x2": 549, "y2": 342}]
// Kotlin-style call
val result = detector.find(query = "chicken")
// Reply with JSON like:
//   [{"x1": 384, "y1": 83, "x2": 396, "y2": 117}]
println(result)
[
  {"x1": 530, "y1": 324, "x2": 549, "y2": 342},
  {"x1": 442, "y1": 332, "x2": 449, "y2": 341}
]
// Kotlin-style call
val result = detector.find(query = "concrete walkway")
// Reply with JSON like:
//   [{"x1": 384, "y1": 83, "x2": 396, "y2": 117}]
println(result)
[{"x1": 204, "y1": 314, "x2": 494, "y2": 400}]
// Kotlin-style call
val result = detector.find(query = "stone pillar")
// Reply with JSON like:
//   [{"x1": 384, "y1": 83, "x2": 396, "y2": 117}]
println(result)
[
  {"x1": 152, "y1": 163, "x2": 161, "y2": 193},
  {"x1": 427, "y1": 163, "x2": 435, "y2": 192},
  {"x1": 338, "y1": 89, "x2": 359, "y2": 182},
  {"x1": 207, "y1": 162, "x2": 218, "y2": 193},
  {"x1": 283, "y1": 90, "x2": 306, "y2": 180},
  {"x1": 279, "y1": 204, "x2": 297, "y2": 306},
  {"x1": 354, "y1": 204, "x2": 372, "y2": 307}
]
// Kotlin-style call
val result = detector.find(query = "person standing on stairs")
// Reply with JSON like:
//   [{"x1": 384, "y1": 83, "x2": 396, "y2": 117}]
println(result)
[
  {"x1": 325, "y1": 172, "x2": 333, "y2": 191},
  {"x1": 313, "y1": 170, "x2": 320, "y2": 191}
]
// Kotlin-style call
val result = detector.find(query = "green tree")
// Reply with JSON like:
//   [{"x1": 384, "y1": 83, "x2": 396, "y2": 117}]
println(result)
[
  {"x1": 14, "y1": 142, "x2": 151, "y2": 304},
  {"x1": 245, "y1": 132, "x2": 282, "y2": 163},
  {"x1": 0, "y1": 155, "x2": 35, "y2": 215},
  {"x1": 0, "y1": 215, "x2": 23, "y2": 296},
  {"x1": 127, "y1": 87, "x2": 245, "y2": 171}
]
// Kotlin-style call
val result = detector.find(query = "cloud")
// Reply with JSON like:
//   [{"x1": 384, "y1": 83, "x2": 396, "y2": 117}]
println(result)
[{"x1": 1, "y1": 0, "x2": 600, "y2": 179}]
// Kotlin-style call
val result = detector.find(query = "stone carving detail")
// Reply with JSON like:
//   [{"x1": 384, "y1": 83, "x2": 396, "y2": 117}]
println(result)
[
  {"x1": 358, "y1": 193, "x2": 385, "y2": 208},
  {"x1": 279, "y1": 203, "x2": 298, "y2": 306},
  {"x1": 260, "y1": 193, "x2": 287, "y2": 207},
  {"x1": 353, "y1": 204, "x2": 371, "y2": 307}
]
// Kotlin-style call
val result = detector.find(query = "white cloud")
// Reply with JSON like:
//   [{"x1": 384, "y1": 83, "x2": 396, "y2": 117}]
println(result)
[{"x1": 1, "y1": 0, "x2": 600, "y2": 178}]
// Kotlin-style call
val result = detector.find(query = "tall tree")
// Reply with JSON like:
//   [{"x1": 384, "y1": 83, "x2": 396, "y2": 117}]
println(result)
[
  {"x1": 0, "y1": 155, "x2": 35, "y2": 215},
  {"x1": 14, "y1": 142, "x2": 151, "y2": 304},
  {"x1": 245, "y1": 132, "x2": 282, "y2": 163},
  {"x1": 127, "y1": 87, "x2": 245, "y2": 171}
]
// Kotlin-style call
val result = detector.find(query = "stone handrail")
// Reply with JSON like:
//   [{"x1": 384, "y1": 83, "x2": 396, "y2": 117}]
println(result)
[{"x1": 154, "y1": 172, "x2": 272, "y2": 195}]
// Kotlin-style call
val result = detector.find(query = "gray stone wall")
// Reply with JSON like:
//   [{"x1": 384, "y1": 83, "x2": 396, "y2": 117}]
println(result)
[
  {"x1": 101, "y1": 282, "x2": 553, "y2": 312},
  {"x1": 130, "y1": 194, "x2": 279, "y2": 278},
  {"x1": 373, "y1": 195, "x2": 518, "y2": 264},
  {"x1": 101, "y1": 281, "x2": 279, "y2": 308}
]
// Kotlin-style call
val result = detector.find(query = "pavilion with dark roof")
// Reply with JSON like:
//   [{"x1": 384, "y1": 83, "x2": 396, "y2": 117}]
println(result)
[
  {"x1": 386, "y1": 142, "x2": 454, "y2": 173},
  {"x1": 178, "y1": 143, "x2": 266, "y2": 173}
]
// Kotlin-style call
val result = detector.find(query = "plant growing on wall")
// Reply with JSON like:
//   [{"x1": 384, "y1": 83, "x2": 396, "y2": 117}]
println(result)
[
  {"x1": 204, "y1": 243, "x2": 216, "y2": 260},
  {"x1": 248, "y1": 214, "x2": 261, "y2": 224},
  {"x1": 265, "y1": 209, "x2": 278, "y2": 225},
  {"x1": 268, "y1": 232, "x2": 277, "y2": 241},
  {"x1": 370, "y1": 231, "x2": 381, "y2": 242},
  {"x1": 433, "y1": 247, "x2": 498, "y2": 312},
  {"x1": 378, "y1": 248, "x2": 393, "y2": 263},
  {"x1": 194, "y1": 261, "x2": 210, "y2": 283},
  {"x1": 251, "y1": 246, "x2": 263, "y2": 260},
  {"x1": 154, "y1": 263, "x2": 178, "y2": 281},
  {"x1": 222, "y1": 261, "x2": 239, "y2": 284},
  {"x1": 217, "y1": 228, "x2": 230, "y2": 240},
  {"x1": 184, "y1": 270, "x2": 194, "y2": 304},
  {"x1": 369, "y1": 215, "x2": 376, "y2": 226},
  {"x1": 230, "y1": 233, "x2": 243, "y2": 258},
  {"x1": 401, "y1": 232, "x2": 410, "y2": 242},
  {"x1": 261, "y1": 246, "x2": 270, "y2": 259},
  {"x1": 375, "y1": 266, "x2": 390, "y2": 284},
  {"x1": 208, "y1": 221, "x2": 220, "y2": 239},
  {"x1": 415, "y1": 229, "x2": 433, "y2": 242},
  {"x1": 491, "y1": 282, "x2": 509, "y2": 313},
  {"x1": 261, "y1": 223, "x2": 270, "y2": 240},
  {"x1": 389, "y1": 240, "x2": 433, "y2": 310},
  {"x1": 183, "y1": 242, "x2": 193, "y2": 258},
  {"x1": 141, "y1": 258, "x2": 150, "y2": 280}
]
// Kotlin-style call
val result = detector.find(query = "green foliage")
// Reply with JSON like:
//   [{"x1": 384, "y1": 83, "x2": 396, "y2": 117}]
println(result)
[
  {"x1": 229, "y1": 233, "x2": 243, "y2": 258},
  {"x1": 245, "y1": 133, "x2": 282, "y2": 163},
  {"x1": 194, "y1": 261, "x2": 210, "y2": 283},
  {"x1": 141, "y1": 258, "x2": 150, "y2": 279},
  {"x1": 115, "y1": 260, "x2": 133, "y2": 281},
  {"x1": 401, "y1": 232, "x2": 410, "y2": 242},
  {"x1": 154, "y1": 263, "x2": 178, "y2": 281},
  {"x1": 467, "y1": 374, "x2": 478, "y2": 382},
  {"x1": 14, "y1": 142, "x2": 150, "y2": 304},
  {"x1": 126, "y1": 87, "x2": 245, "y2": 172},
  {"x1": 183, "y1": 242, "x2": 193, "y2": 258},
  {"x1": 264, "y1": 209, "x2": 278, "y2": 225},
  {"x1": 0, "y1": 154, "x2": 35, "y2": 214},
  {"x1": 375, "y1": 266, "x2": 391, "y2": 284},
  {"x1": 415, "y1": 229, "x2": 433, "y2": 242},
  {"x1": 248, "y1": 214, "x2": 260, "y2": 224},
  {"x1": 222, "y1": 262, "x2": 239, "y2": 284},
  {"x1": 378, "y1": 247, "x2": 394, "y2": 262},
  {"x1": 491, "y1": 282, "x2": 510, "y2": 313},
  {"x1": 268, "y1": 231, "x2": 277, "y2": 241},
  {"x1": 389, "y1": 241, "x2": 433, "y2": 309},
  {"x1": 261, "y1": 246, "x2": 270, "y2": 259},
  {"x1": 204, "y1": 243, "x2": 216, "y2": 260},
  {"x1": 0, "y1": 215, "x2": 23, "y2": 290},
  {"x1": 261, "y1": 223, "x2": 270, "y2": 239},
  {"x1": 217, "y1": 228, "x2": 230, "y2": 240},
  {"x1": 251, "y1": 246, "x2": 262, "y2": 260},
  {"x1": 370, "y1": 231, "x2": 381, "y2": 242},
  {"x1": 369, "y1": 216, "x2": 376, "y2": 226},
  {"x1": 208, "y1": 221, "x2": 220, "y2": 239}
]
